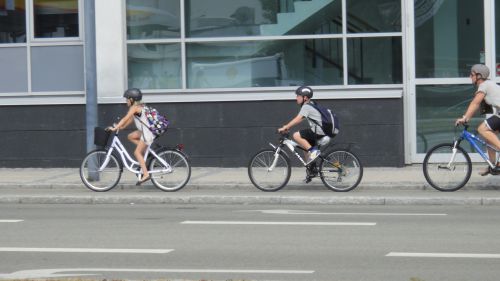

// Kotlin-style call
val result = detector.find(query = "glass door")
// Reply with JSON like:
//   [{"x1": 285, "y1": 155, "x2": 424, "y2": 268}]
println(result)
[{"x1": 410, "y1": 0, "x2": 489, "y2": 162}]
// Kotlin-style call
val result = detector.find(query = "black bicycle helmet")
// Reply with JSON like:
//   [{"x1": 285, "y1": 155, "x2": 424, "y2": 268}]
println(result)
[
  {"x1": 295, "y1": 86, "x2": 313, "y2": 98},
  {"x1": 123, "y1": 88, "x2": 142, "y2": 101}
]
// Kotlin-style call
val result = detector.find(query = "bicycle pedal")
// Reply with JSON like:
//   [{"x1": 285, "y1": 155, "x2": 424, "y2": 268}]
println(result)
[
  {"x1": 304, "y1": 177, "x2": 312, "y2": 184},
  {"x1": 490, "y1": 167, "x2": 500, "y2": 175}
]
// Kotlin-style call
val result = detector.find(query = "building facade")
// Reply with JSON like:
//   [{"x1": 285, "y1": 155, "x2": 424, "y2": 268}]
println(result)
[{"x1": 0, "y1": 0, "x2": 496, "y2": 167}]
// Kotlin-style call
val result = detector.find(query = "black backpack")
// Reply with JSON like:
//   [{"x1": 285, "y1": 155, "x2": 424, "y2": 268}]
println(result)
[{"x1": 308, "y1": 102, "x2": 339, "y2": 137}]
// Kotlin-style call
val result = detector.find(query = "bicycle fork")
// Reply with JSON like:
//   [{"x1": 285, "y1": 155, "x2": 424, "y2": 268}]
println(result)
[
  {"x1": 268, "y1": 145, "x2": 282, "y2": 172},
  {"x1": 441, "y1": 141, "x2": 460, "y2": 171}
]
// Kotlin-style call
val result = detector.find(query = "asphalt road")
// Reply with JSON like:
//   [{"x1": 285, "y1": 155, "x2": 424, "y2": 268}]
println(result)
[{"x1": 1, "y1": 204, "x2": 500, "y2": 281}]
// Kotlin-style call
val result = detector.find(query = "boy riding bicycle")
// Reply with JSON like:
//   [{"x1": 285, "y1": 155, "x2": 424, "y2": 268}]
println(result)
[
  {"x1": 455, "y1": 64, "x2": 500, "y2": 175},
  {"x1": 278, "y1": 86, "x2": 331, "y2": 164}
]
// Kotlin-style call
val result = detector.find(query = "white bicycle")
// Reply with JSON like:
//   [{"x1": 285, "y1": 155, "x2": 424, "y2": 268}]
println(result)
[{"x1": 80, "y1": 127, "x2": 191, "y2": 192}]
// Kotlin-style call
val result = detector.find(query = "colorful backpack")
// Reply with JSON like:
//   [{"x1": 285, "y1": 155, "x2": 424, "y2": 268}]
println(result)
[{"x1": 143, "y1": 106, "x2": 169, "y2": 136}]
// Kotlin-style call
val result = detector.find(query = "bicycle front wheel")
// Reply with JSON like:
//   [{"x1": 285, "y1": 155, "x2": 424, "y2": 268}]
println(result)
[
  {"x1": 248, "y1": 149, "x2": 291, "y2": 192},
  {"x1": 320, "y1": 150, "x2": 363, "y2": 192},
  {"x1": 423, "y1": 143, "x2": 472, "y2": 191},
  {"x1": 150, "y1": 149, "x2": 191, "y2": 191},
  {"x1": 80, "y1": 150, "x2": 122, "y2": 192}
]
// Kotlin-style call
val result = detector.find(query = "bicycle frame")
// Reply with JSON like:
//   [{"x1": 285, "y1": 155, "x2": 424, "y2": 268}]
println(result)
[
  {"x1": 455, "y1": 126, "x2": 500, "y2": 168},
  {"x1": 100, "y1": 131, "x2": 171, "y2": 175},
  {"x1": 267, "y1": 135, "x2": 317, "y2": 171}
]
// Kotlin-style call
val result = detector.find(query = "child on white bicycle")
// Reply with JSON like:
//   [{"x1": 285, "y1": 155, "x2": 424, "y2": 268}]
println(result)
[
  {"x1": 108, "y1": 88, "x2": 154, "y2": 185},
  {"x1": 278, "y1": 86, "x2": 328, "y2": 164}
]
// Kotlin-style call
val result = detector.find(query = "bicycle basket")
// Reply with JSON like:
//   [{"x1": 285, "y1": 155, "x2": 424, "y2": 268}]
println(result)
[{"x1": 94, "y1": 127, "x2": 112, "y2": 147}]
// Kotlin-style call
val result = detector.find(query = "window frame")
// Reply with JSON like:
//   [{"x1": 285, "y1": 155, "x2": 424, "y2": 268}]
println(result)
[
  {"x1": 125, "y1": 0, "x2": 405, "y2": 92},
  {"x1": 29, "y1": 0, "x2": 83, "y2": 43}
]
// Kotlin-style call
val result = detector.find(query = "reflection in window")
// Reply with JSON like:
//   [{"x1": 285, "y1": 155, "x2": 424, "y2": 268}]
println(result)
[
  {"x1": 415, "y1": 0, "x2": 483, "y2": 78},
  {"x1": 186, "y1": 39, "x2": 342, "y2": 88},
  {"x1": 347, "y1": 37, "x2": 402, "y2": 84},
  {"x1": 186, "y1": 0, "x2": 342, "y2": 37},
  {"x1": 0, "y1": 0, "x2": 26, "y2": 43},
  {"x1": 347, "y1": 0, "x2": 401, "y2": 33},
  {"x1": 416, "y1": 84, "x2": 479, "y2": 153},
  {"x1": 33, "y1": 0, "x2": 79, "y2": 38},
  {"x1": 127, "y1": 43, "x2": 181, "y2": 89},
  {"x1": 126, "y1": 0, "x2": 180, "y2": 39},
  {"x1": 496, "y1": 0, "x2": 500, "y2": 75}
]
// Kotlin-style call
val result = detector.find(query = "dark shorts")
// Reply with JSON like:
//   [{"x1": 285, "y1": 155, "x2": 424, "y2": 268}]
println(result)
[
  {"x1": 299, "y1": 129, "x2": 325, "y2": 147},
  {"x1": 485, "y1": 115, "x2": 500, "y2": 132}
]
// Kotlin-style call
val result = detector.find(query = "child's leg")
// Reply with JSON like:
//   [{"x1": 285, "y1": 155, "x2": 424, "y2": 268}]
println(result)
[
  {"x1": 134, "y1": 141, "x2": 149, "y2": 179},
  {"x1": 292, "y1": 131, "x2": 312, "y2": 151},
  {"x1": 128, "y1": 130, "x2": 141, "y2": 146}
]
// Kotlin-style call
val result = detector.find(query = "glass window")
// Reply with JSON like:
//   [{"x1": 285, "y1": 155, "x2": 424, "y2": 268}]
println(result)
[
  {"x1": 186, "y1": 0, "x2": 342, "y2": 37},
  {"x1": 126, "y1": 0, "x2": 180, "y2": 39},
  {"x1": 186, "y1": 39, "x2": 343, "y2": 88},
  {"x1": 127, "y1": 43, "x2": 181, "y2": 89},
  {"x1": 496, "y1": 0, "x2": 500, "y2": 76},
  {"x1": 0, "y1": 47, "x2": 27, "y2": 92},
  {"x1": 31, "y1": 46, "x2": 84, "y2": 91},
  {"x1": 415, "y1": 0, "x2": 484, "y2": 78},
  {"x1": 0, "y1": 0, "x2": 26, "y2": 43},
  {"x1": 416, "y1": 84, "x2": 480, "y2": 153},
  {"x1": 347, "y1": 0, "x2": 401, "y2": 33},
  {"x1": 347, "y1": 37, "x2": 402, "y2": 84},
  {"x1": 33, "y1": 0, "x2": 79, "y2": 38}
]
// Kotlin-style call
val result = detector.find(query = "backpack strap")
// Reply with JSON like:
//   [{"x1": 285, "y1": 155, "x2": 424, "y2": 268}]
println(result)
[{"x1": 305, "y1": 102, "x2": 324, "y2": 135}]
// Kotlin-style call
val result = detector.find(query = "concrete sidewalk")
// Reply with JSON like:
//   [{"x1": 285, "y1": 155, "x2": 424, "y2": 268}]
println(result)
[{"x1": 0, "y1": 166, "x2": 499, "y2": 205}]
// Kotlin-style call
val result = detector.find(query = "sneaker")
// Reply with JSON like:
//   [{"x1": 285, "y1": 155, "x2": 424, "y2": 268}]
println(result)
[{"x1": 307, "y1": 148, "x2": 320, "y2": 164}]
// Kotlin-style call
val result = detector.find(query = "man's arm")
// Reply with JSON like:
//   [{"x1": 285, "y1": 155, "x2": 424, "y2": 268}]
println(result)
[{"x1": 456, "y1": 92, "x2": 485, "y2": 125}]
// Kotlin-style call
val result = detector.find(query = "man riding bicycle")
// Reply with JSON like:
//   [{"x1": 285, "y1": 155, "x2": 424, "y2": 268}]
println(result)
[
  {"x1": 278, "y1": 86, "x2": 328, "y2": 164},
  {"x1": 455, "y1": 64, "x2": 500, "y2": 175}
]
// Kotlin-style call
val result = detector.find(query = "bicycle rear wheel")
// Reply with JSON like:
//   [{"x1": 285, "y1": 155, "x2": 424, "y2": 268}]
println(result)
[
  {"x1": 423, "y1": 143, "x2": 472, "y2": 191},
  {"x1": 150, "y1": 149, "x2": 191, "y2": 191},
  {"x1": 248, "y1": 149, "x2": 291, "y2": 191},
  {"x1": 320, "y1": 150, "x2": 363, "y2": 192},
  {"x1": 80, "y1": 149, "x2": 122, "y2": 192}
]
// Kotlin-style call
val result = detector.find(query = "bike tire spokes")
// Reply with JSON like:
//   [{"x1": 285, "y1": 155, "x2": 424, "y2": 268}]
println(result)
[
  {"x1": 423, "y1": 144, "x2": 472, "y2": 191},
  {"x1": 150, "y1": 150, "x2": 191, "y2": 192},
  {"x1": 248, "y1": 149, "x2": 291, "y2": 192},
  {"x1": 320, "y1": 150, "x2": 363, "y2": 192}
]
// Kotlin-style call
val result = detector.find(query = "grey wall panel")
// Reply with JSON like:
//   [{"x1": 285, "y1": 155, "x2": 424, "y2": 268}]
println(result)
[
  {"x1": 31, "y1": 46, "x2": 85, "y2": 91},
  {"x1": 0, "y1": 98, "x2": 404, "y2": 167},
  {"x1": 0, "y1": 47, "x2": 28, "y2": 92}
]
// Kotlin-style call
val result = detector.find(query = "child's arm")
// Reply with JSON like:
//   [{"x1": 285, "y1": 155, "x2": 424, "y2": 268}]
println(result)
[
  {"x1": 278, "y1": 114, "x2": 304, "y2": 132},
  {"x1": 110, "y1": 106, "x2": 139, "y2": 131}
]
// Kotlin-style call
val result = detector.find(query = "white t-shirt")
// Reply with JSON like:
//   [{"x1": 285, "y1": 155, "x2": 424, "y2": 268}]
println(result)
[
  {"x1": 477, "y1": 80, "x2": 500, "y2": 115},
  {"x1": 133, "y1": 105, "x2": 155, "y2": 145}
]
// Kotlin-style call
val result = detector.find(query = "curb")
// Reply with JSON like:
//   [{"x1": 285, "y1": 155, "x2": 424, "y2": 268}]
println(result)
[{"x1": 1, "y1": 195, "x2": 500, "y2": 206}]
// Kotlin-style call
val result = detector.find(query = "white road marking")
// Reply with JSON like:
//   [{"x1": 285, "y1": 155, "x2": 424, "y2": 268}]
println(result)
[
  {"x1": 181, "y1": 221, "x2": 376, "y2": 226},
  {"x1": 0, "y1": 268, "x2": 314, "y2": 279},
  {"x1": 0, "y1": 220, "x2": 23, "y2": 223},
  {"x1": 238, "y1": 209, "x2": 447, "y2": 216},
  {"x1": 387, "y1": 252, "x2": 500, "y2": 259},
  {"x1": 0, "y1": 247, "x2": 173, "y2": 254}
]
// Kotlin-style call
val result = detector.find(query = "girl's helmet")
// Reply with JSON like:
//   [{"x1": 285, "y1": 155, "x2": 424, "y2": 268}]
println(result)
[{"x1": 123, "y1": 88, "x2": 142, "y2": 101}]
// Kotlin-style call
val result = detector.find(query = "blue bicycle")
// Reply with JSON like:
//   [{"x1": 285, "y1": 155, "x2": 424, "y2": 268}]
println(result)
[{"x1": 423, "y1": 124, "x2": 499, "y2": 191}]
